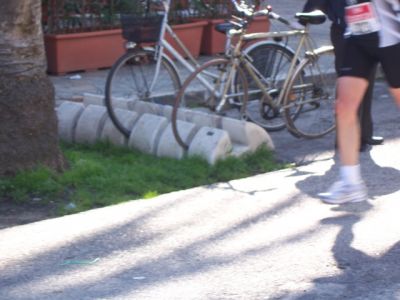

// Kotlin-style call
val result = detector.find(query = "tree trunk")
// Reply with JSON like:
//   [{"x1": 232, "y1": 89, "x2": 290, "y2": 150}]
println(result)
[{"x1": 0, "y1": 0, "x2": 66, "y2": 176}]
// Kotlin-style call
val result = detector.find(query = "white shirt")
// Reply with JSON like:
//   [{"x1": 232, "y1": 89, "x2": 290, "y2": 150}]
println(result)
[{"x1": 374, "y1": 0, "x2": 400, "y2": 46}]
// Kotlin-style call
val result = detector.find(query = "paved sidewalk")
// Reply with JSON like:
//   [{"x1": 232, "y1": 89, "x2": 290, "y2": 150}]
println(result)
[
  {"x1": 0, "y1": 92, "x2": 399, "y2": 300},
  {"x1": 1, "y1": 81, "x2": 399, "y2": 299}
]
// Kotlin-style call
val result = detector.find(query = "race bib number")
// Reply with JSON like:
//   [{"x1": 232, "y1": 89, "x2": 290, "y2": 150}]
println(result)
[{"x1": 345, "y1": 3, "x2": 381, "y2": 35}]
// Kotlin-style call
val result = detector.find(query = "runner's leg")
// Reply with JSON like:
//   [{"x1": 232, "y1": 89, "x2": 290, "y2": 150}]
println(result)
[{"x1": 336, "y1": 76, "x2": 369, "y2": 166}]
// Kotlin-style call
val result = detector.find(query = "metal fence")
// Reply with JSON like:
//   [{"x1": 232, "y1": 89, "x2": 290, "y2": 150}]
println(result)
[{"x1": 42, "y1": 0, "x2": 236, "y2": 34}]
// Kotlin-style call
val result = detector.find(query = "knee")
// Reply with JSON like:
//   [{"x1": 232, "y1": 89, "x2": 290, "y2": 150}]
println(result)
[{"x1": 335, "y1": 97, "x2": 359, "y2": 121}]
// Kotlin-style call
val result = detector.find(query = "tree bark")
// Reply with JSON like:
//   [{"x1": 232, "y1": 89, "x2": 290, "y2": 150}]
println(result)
[{"x1": 0, "y1": 0, "x2": 66, "y2": 176}]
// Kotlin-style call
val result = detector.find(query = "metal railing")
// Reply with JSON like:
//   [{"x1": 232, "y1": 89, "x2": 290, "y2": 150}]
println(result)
[{"x1": 42, "y1": 0, "x2": 236, "y2": 34}]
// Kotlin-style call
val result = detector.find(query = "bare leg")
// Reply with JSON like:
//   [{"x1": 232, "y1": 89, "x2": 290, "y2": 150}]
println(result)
[
  {"x1": 318, "y1": 76, "x2": 370, "y2": 204},
  {"x1": 336, "y1": 77, "x2": 369, "y2": 166},
  {"x1": 320, "y1": 68, "x2": 399, "y2": 204}
]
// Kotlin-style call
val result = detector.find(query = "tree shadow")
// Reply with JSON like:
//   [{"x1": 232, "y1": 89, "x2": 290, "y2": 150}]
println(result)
[
  {"x1": 1, "y1": 125, "x2": 398, "y2": 299},
  {"x1": 0, "y1": 187, "x2": 322, "y2": 300},
  {"x1": 207, "y1": 181, "x2": 277, "y2": 196}
]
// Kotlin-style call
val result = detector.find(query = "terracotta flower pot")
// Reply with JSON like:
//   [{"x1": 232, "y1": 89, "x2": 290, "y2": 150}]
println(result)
[
  {"x1": 44, "y1": 29, "x2": 126, "y2": 75},
  {"x1": 166, "y1": 20, "x2": 208, "y2": 59},
  {"x1": 44, "y1": 21, "x2": 207, "y2": 74},
  {"x1": 200, "y1": 18, "x2": 227, "y2": 55},
  {"x1": 248, "y1": 16, "x2": 271, "y2": 34}
]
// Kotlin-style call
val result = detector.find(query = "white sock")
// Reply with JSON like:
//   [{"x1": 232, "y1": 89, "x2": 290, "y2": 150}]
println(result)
[{"x1": 340, "y1": 165, "x2": 362, "y2": 185}]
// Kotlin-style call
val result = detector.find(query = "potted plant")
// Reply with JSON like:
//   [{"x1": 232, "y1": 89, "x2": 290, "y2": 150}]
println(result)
[
  {"x1": 165, "y1": 0, "x2": 208, "y2": 58},
  {"x1": 194, "y1": 0, "x2": 232, "y2": 55},
  {"x1": 42, "y1": 0, "x2": 208, "y2": 73},
  {"x1": 42, "y1": 0, "x2": 134, "y2": 74},
  {"x1": 199, "y1": 0, "x2": 270, "y2": 55}
]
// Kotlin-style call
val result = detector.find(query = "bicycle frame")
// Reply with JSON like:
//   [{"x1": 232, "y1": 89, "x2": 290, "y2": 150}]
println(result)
[
  {"x1": 197, "y1": 24, "x2": 304, "y2": 114},
  {"x1": 144, "y1": 0, "x2": 260, "y2": 98},
  {"x1": 144, "y1": 0, "x2": 215, "y2": 94},
  {"x1": 237, "y1": 26, "x2": 318, "y2": 111}
]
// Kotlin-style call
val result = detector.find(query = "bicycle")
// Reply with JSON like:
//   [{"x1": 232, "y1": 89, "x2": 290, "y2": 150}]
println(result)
[
  {"x1": 104, "y1": 0, "x2": 287, "y2": 139},
  {"x1": 171, "y1": 3, "x2": 336, "y2": 150}
]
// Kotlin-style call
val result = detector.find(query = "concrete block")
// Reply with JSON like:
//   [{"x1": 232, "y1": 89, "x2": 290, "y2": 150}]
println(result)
[
  {"x1": 230, "y1": 144, "x2": 252, "y2": 157},
  {"x1": 100, "y1": 109, "x2": 139, "y2": 147},
  {"x1": 131, "y1": 101, "x2": 164, "y2": 116},
  {"x1": 188, "y1": 110, "x2": 222, "y2": 128},
  {"x1": 156, "y1": 121, "x2": 197, "y2": 159},
  {"x1": 112, "y1": 97, "x2": 136, "y2": 110},
  {"x1": 75, "y1": 104, "x2": 108, "y2": 144},
  {"x1": 176, "y1": 107, "x2": 222, "y2": 128},
  {"x1": 56, "y1": 101, "x2": 85, "y2": 142},
  {"x1": 55, "y1": 100, "x2": 66, "y2": 108},
  {"x1": 161, "y1": 104, "x2": 173, "y2": 120},
  {"x1": 188, "y1": 127, "x2": 233, "y2": 164},
  {"x1": 128, "y1": 113, "x2": 168, "y2": 154},
  {"x1": 145, "y1": 91, "x2": 177, "y2": 105},
  {"x1": 175, "y1": 107, "x2": 191, "y2": 122},
  {"x1": 221, "y1": 118, "x2": 274, "y2": 151},
  {"x1": 83, "y1": 93, "x2": 104, "y2": 107},
  {"x1": 83, "y1": 93, "x2": 135, "y2": 110}
]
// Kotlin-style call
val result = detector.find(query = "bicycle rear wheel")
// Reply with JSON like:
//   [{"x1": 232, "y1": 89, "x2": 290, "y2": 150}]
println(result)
[
  {"x1": 243, "y1": 42, "x2": 298, "y2": 131},
  {"x1": 283, "y1": 46, "x2": 336, "y2": 139},
  {"x1": 105, "y1": 49, "x2": 180, "y2": 137},
  {"x1": 172, "y1": 58, "x2": 248, "y2": 149}
]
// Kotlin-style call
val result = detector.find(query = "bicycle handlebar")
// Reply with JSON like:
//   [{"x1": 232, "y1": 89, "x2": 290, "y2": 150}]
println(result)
[
  {"x1": 228, "y1": 0, "x2": 302, "y2": 30},
  {"x1": 253, "y1": 9, "x2": 270, "y2": 18},
  {"x1": 229, "y1": 0, "x2": 254, "y2": 18}
]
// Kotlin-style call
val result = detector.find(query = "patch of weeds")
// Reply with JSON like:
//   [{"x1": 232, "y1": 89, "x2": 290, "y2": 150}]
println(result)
[
  {"x1": 0, "y1": 167, "x2": 62, "y2": 203},
  {"x1": 1, "y1": 142, "x2": 284, "y2": 216},
  {"x1": 209, "y1": 146, "x2": 285, "y2": 182}
]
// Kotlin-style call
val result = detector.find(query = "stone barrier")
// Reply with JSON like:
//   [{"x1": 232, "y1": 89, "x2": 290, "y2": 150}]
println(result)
[
  {"x1": 157, "y1": 121, "x2": 197, "y2": 159},
  {"x1": 128, "y1": 113, "x2": 168, "y2": 155},
  {"x1": 100, "y1": 109, "x2": 139, "y2": 147},
  {"x1": 188, "y1": 127, "x2": 232, "y2": 164},
  {"x1": 75, "y1": 104, "x2": 108, "y2": 144},
  {"x1": 57, "y1": 101, "x2": 85, "y2": 142},
  {"x1": 56, "y1": 95, "x2": 274, "y2": 164}
]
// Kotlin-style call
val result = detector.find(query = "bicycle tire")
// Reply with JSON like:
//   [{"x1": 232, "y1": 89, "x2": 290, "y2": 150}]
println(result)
[
  {"x1": 105, "y1": 49, "x2": 181, "y2": 138},
  {"x1": 171, "y1": 58, "x2": 248, "y2": 150},
  {"x1": 242, "y1": 42, "x2": 300, "y2": 131},
  {"x1": 283, "y1": 46, "x2": 336, "y2": 139}
]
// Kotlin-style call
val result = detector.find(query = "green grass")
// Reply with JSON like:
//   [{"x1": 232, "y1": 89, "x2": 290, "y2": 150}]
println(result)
[{"x1": 0, "y1": 142, "x2": 285, "y2": 215}]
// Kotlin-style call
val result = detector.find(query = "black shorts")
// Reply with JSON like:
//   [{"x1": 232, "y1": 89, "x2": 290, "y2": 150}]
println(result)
[{"x1": 338, "y1": 34, "x2": 400, "y2": 88}]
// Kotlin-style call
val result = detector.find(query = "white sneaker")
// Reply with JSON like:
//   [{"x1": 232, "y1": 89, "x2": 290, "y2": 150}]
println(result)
[{"x1": 318, "y1": 180, "x2": 368, "y2": 204}]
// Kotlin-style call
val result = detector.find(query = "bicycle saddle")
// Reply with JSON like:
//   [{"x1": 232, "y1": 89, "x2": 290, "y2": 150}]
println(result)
[
  {"x1": 215, "y1": 22, "x2": 241, "y2": 34},
  {"x1": 295, "y1": 10, "x2": 326, "y2": 25}
]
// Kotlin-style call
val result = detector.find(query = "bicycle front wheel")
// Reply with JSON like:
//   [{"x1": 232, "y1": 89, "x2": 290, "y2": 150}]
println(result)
[
  {"x1": 243, "y1": 42, "x2": 298, "y2": 131},
  {"x1": 105, "y1": 49, "x2": 180, "y2": 137},
  {"x1": 283, "y1": 46, "x2": 336, "y2": 139},
  {"x1": 172, "y1": 58, "x2": 248, "y2": 149}
]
